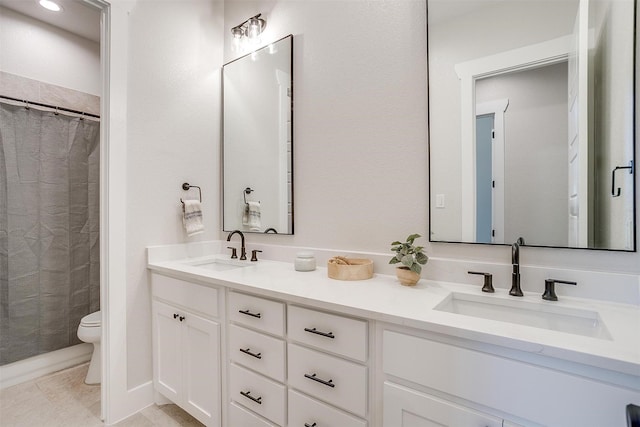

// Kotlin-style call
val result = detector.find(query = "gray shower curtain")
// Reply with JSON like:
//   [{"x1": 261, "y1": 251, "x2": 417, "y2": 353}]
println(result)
[{"x1": 0, "y1": 103, "x2": 100, "y2": 365}]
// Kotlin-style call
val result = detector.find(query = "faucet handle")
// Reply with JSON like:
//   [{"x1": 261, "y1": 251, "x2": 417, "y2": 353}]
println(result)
[
  {"x1": 227, "y1": 246, "x2": 238, "y2": 259},
  {"x1": 542, "y1": 279, "x2": 577, "y2": 301},
  {"x1": 251, "y1": 250, "x2": 262, "y2": 262},
  {"x1": 468, "y1": 271, "x2": 494, "y2": 293}
]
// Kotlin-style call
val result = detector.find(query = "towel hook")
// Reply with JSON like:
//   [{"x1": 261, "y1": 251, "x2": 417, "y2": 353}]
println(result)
[
  {"x1": 611, "y1": 161, "x2": 634, "y2": 197},
  {"x1": 181, "y1": 182, "x2": 202, "y2": 203},
  {"x1": 243, "y1": 187, "x2": 253, "y2": 205}
]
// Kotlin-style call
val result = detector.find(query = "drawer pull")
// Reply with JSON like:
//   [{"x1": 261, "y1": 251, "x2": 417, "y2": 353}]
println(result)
[
  {"x1": 304, "y1": 373, "x2": 335, "y2": 388},
  {"x1": 304, "y1": 327, "x2": 335, "y2": 339},
  {"x1": 239, "y1": 309, "x2": 262, "y2": 319},
  {"x1": 239, "y1": 348, "x2": 262, "y2": 359},
  {"x1": 240, "y1": 390, "x2": 262, "y2": 405},
  {"x1": 304, "y1": 423, "x2": 317, "y2": 427}
]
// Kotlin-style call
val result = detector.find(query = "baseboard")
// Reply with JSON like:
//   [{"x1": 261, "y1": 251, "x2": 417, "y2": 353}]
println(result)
[{"x1": 0, "y1": 343, "x2": 93, "y2": 389}]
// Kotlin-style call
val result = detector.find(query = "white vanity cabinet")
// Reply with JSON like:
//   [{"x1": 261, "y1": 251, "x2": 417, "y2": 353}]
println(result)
[
  {"x1": 151, "y1": 274, "x2": 221, "y2": 427},
  {"x1": 287, "y1": 305, "x2": 370, "y2": 426},
  {"x1": 227, "y1": 291, "x2": 371, "y2": 426},
  {"x1": 380, "y1": 326, "x2": 639, "y2": 427},
  {"x1": 227, "y1": 291, "x2": 287, "y2": 426}
]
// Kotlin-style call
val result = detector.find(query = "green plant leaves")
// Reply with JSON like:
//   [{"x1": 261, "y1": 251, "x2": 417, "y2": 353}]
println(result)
[{"x1": 390, "y1": 233, "x2": 429, "y2": 270}]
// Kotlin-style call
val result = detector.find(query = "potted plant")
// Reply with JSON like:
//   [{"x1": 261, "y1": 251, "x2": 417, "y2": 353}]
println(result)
[{"x1": 389, "y1": 234, "x2": 428, "y2": 286}]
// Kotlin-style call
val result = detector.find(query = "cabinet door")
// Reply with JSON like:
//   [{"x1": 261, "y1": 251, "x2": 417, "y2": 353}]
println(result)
[
  {"x1": 153, "y1": 301, "x2": 183, "y2": 402},
  {"x1": 383, "y1": 382, "x2": 502, "y2": 427},
  {"x1": 182, "y1": 311, "x2": 220, "y2": 427}
]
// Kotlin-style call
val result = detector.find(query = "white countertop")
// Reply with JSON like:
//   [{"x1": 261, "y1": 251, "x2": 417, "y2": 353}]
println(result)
[{"x1": 147, "y1": 254, "x2": 640, "y2": 379}]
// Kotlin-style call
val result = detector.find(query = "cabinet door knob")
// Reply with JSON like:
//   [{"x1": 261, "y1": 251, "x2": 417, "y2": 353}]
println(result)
[
  {"x1": 304, "y1": 327, "x2": 335, "y2": 339},
  {"x1": 304, "y1": 373, "x2": 335, "y2": 388},
  {"x1": 238, "y1": 309, "x2": 261, "y2": 319},
  {"x1": 240, "y1": 390, "x2": 262, "y2": 405},
  {"x1": 304, "y1": 423, "x2": 317, "y2": 427},
  {"x1": 173, "y1": 313, "x2": 179, "y2": 319},
  {"x1": 179, "y1": 316, "x2": 185, "y2": 322},
  {"x1": 240, "y1": 348, "x2": 262, "y2": 359}
]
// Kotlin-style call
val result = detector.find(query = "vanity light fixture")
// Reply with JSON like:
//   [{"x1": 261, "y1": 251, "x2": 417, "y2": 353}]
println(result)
[
  {"x1": 38, "y1": 0, "x2": 63, "y2": 12},
  {"x1": 230, "y1": 13, "x2": 266, "y2": 49}
]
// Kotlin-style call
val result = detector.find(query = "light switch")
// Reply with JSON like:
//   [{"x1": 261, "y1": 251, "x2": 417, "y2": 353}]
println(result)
[{"x1": 436, "y1": 194, "x2": 445, "y2": 208}]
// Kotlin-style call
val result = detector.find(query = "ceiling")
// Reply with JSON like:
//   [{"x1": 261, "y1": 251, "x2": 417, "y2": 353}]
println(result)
[{"x1": 0, "y1": 0, "x2": 100, "y2": 43}]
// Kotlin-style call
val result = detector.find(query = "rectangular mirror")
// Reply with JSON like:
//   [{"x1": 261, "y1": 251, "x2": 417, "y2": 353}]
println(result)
[
  {"x1": 223, "y1": 35, "x2": 293, "y2": 234},
  {"x1": 428, "y1": 0, "x2": 636, "y2": 250}
]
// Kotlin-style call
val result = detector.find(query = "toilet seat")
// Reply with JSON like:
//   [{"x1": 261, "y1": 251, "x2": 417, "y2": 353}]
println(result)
[{"x1": 81, "y1": 311, "x2": 101, "y2": 327}]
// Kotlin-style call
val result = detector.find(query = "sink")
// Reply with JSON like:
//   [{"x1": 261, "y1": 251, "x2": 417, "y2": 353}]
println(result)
[
  {"x1": 434, "y1": 292, "x2": 612, "y2": 340},
  {"x1": 182, "y1": 258, "x2": 250, "y2": 272}
]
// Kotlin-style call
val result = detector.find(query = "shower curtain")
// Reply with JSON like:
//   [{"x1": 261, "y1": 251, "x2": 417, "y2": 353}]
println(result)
[{"x1": 0, "y1": 103, "x2": 100, "y2": 365}]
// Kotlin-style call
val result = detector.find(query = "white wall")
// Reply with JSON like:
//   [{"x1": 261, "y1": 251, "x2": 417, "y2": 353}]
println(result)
[
  {"x1": 0, "y1": 6, "x2": 100, "y2": 95},
  {"x1": 428, "y1": 1, "x2": 578, "y2": 242},
  {"x1": 223, "y1": 0, "x2": 429, "y2": 251},
  {"x1": 123, "y1": 0, "x2": 224, "y2": 389},
  {"x1": 476, "y1": 63, "x2": 569, "y2": 247},
  {"x1": 221, "y1": 0, "x2": 640, "y2": 273}
]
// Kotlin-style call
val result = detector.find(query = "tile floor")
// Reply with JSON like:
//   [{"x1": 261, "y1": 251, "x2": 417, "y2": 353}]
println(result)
[{"x1": 0, "y1": 363, "x2": 204, "y2": 426}]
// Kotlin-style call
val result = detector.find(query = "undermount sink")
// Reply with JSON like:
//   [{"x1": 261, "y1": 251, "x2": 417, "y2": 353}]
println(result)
[
  {"x1": 434, "y1": 292, "x2": 612, "y2": 340},
  {"x1": 182, "y1": 258, "x2": 250, "y2": 272}
]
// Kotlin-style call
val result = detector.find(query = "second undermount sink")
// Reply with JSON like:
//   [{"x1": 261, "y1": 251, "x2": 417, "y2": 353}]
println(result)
[
  {"x1": 434, "y1": 292, "x2": 612, "y2": 340},
  {"x1": 182, "y1": 258, "x2": 250, "y2": 272}
]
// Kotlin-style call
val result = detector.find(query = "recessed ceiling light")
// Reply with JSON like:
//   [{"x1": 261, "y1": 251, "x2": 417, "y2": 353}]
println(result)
[{"x1": 38, "y1": 0, "x2": 63, "y2": 12}]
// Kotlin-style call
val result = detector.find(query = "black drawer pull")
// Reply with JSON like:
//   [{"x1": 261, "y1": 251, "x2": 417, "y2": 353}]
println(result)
[
  {"x1": 240, "y1": 348, "x2": 262, "y2": 359},
  {"x1": 240, "y1": 390, "x2": 262, "y2": 405},
  {"x1": 173, "y1": 313, "x2": 179, "y2": 319},
  {"x1": 304, "y1": 327, "x2": 335, "y2": 339},
  {"x1": 305, "y1": 423, "x2": 317, "y2": 427},
  {"x1": 304, "y1": 373, "x2": 335, "y2": 388},
  {"x1": 239, "y1": 309, "x2": 262, "y2": 319}
]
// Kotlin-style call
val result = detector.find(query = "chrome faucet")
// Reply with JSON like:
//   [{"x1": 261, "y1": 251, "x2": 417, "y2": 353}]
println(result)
[
  {"x1": 227, "y1": 230, "x2": 247, "y2": 260},
  {"x1": 510, "y1": 237, "x2": 525, "y2": 296}
]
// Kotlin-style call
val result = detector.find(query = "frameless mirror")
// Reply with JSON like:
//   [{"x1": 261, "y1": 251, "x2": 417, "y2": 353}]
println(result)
[
  {"x1": 428, "y1": 0, "x2": 636, "y2": 250},
  {"x1": 223, "y1": 35, "x2": 293, "y2": 234}
]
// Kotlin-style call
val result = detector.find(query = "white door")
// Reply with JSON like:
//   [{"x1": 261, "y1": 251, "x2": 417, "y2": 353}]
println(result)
[
  {"x1": 153, "y1": 301, "x2": 182, "y2": 403},
  {"x1": 383, "y1": 382, "x2": 502, "y2": 427},
  {"x1": 567, "y1": 0, "x2": 592, "y2": 247},
  {"x1": 182, "y1": 312, "x2": 220, "y2": 427}
]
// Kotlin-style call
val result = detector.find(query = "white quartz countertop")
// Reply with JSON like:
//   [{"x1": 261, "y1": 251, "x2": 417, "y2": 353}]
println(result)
[{"x1": 147, "y1": 254, "x2": 640, "y2": 378}]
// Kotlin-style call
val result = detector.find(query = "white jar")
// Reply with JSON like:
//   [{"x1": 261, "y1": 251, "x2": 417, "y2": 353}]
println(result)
[{"x1": 295, "y1": 251, "x2": 316, "y2": 272}]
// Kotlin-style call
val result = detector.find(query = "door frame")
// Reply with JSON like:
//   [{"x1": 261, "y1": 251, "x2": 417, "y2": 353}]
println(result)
[{"x1": 455, "y1": 36, "x2": 570, "y2": 242}]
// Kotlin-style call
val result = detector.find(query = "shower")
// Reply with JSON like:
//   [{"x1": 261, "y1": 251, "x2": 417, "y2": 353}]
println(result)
[{"x1": 0, "y1": 101, "x2": 100, "y2": 366}]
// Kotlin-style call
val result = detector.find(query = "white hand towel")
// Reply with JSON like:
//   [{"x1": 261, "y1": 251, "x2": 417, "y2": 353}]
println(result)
[
  {"x1": 182, "y1": 199, "x2": 204, "y2": 236},
  {"x1": 242, "y1": 201, "x2": 261, "y2": 231}
]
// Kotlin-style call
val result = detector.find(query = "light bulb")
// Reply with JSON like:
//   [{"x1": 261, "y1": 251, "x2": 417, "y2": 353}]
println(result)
[
  {"x1": 39, "y1": 0, "x2": 62, "y2": 12},
  {"x1": 248, "y1": 17, "x2": 261, "y2": 39}
]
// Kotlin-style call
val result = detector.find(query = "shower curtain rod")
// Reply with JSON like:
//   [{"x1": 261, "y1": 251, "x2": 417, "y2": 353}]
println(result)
[{"x1": 0, "y1": 94, "x2": 100, "y2": 119}]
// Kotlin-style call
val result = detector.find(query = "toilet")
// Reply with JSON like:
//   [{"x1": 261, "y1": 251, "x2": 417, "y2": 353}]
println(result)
[{"x1": 77, "y1": 311, "x2": 101, "y2": 385}]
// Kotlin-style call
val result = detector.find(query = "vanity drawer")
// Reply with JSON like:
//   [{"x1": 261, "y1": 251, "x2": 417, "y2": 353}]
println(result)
[
  {"x1": 151, "y1": 274, "x2": 219, "y2": 318},
  {"x1": 288, "y1": 305, "x2": 368, "y2": 362},
  {"x1": 228, "y1": 292, "x2": 285, "y2": 337},
  {"x1": 288, "y1": 343, "x2": 367, "y2": 418},
  {"x1": 229, "y1": 364, "x2": 286, "y2": 426},
  {"x1": 288, "y1": 389, "x2": 367, "y2": 427},
  {"x1": 228, "y1": 324, "x2": 286, "y2": 382},
  {"x1": 228, "y1": 402, "x2": 278, "y2": 427}
]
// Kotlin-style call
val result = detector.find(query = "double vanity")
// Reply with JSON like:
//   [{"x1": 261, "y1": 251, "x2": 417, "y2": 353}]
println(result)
[{"x1": 147, "y1": 241, "x2": 639, "y2": 427}]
